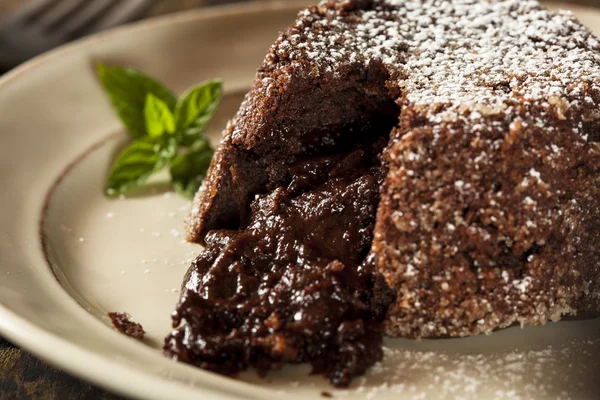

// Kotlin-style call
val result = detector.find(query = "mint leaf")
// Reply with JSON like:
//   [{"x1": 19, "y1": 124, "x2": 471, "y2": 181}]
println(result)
[
  {"x1": 98, "y1": 63, "x2": 222, "y2": 200},
  {"x1": 97, "y1": 63, "x2": 177, "y2": 139},
  {"x1": 170, "y1": 139, "x2": 214, "y2": 200},
  {"x1": 105, "y1": 137, "x2": 176, "y2": 197},
  {"x1": 175, "y1": 80, "x2": 222, "y2": 144},
  {"x1": 144, "y1": 93, "x2": 176, "y2": 137}
]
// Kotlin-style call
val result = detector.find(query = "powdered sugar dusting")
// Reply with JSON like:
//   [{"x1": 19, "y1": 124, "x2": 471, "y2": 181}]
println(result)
[
  {"x1": 267, "y1": 0, "x2": 600, "y2": 131},
  {"x1": 355, "y1": 336, "x2": 600, "y2": 399},
  {"x1": 265, "y1": 333, "x2": 600, "y2": 398}
]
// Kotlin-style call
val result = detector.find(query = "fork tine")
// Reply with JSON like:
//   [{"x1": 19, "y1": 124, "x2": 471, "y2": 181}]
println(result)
[
  {"x1": 37, "y1": 0, "x2": 89, "y2": 32},
  {"x1": 13, "y1": 0, "x2": 63, "y2": 22},
  {"x1": 83, "y1": 0, "x2": 155, "y2": 34},
  {"x1": 61, "y1": 0, "x2": 120, "y2": 39}
]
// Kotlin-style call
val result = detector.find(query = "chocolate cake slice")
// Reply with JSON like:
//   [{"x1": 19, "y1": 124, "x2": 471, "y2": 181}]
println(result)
[{"x1": 165, "y1": 0, "x2": 600, "y2": 386}]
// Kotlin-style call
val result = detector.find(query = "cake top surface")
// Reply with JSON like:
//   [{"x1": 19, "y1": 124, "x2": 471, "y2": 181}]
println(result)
[{"x1": 264, "y1": 0, "x2": 600, "y2": 131}]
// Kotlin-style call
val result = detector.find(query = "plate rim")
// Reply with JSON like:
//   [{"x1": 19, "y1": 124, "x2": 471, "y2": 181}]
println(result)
[
  {"x1": 0, "y1": 1, "x2": 599, "y2": 399},
  {"x1": 0, "y1": 2, "x2": 311, "y2": 399}
]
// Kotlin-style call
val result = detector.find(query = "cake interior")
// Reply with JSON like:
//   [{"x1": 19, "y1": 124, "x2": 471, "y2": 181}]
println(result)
[{"x1": 164, "y1": 68, "x2": 401, "y2": 386}]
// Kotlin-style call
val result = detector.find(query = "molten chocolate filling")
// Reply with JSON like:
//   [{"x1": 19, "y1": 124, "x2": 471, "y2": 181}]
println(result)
[{"x1": 164, "y1": 124, "x2": 396, "y2": 386}]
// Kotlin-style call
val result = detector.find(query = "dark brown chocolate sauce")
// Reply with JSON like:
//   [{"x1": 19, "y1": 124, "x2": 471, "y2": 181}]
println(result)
[{"x1": 164, "y1": 137, "x2": 394, "y2": 387}]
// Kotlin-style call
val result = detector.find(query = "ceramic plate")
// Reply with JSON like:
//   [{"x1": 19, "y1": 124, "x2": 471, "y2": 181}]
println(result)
[{"x1": 0, "y1": 1, "x2": 599, "y2": 399}]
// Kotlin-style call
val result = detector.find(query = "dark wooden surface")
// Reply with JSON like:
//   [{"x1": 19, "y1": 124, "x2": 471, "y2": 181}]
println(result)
[
  {"x1": 1, "y1": 0, "x2": 600, "y2": 399},
  {"x1": 0, "y1": 338, "x2": 122, "y2": 399}
]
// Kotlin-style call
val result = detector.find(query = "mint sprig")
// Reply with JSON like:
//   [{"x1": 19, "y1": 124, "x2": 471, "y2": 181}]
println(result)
[{"x1": 97, "y1": 62, "x2": 221, "y2": 199}]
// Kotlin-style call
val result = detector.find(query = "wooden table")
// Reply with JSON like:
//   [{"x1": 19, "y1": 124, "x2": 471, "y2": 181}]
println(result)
[{"x1": 0, "y1": 0, "x2": 599, "y2": 398}]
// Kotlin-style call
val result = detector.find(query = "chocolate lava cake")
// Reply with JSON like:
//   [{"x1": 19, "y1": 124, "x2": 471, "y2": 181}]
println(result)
[{"x1": 165, "y1": 0, "x2": 600, "y2": 386}]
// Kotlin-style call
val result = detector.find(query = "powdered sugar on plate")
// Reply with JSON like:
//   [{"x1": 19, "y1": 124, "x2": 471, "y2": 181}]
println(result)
[{"x1": 265, "y1": 331, "x2": 600, "y2": 399}]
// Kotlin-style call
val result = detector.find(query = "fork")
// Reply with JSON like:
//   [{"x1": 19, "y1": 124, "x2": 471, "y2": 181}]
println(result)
[{"x1": 0, "y1": 0, "x2": 156, "y2": 71}]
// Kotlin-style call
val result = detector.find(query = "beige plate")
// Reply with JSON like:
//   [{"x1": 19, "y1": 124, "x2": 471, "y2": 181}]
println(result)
[{"x1": 0, "y1": 1, "x2": 599, "y2": 399}]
